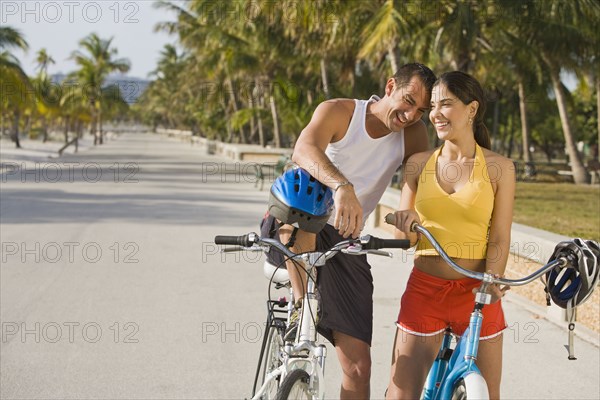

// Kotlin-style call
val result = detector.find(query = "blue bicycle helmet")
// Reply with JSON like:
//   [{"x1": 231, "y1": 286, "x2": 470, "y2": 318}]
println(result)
[
  {"x1": 268, "y1": 167, "x2": 334, "y2": 233},
  {"x1": 546, "y1": 239, "x2": 600, "y2": 309}
]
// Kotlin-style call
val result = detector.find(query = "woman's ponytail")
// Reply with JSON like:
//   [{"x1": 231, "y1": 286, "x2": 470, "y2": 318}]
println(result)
[{"x1": 475, "y1": 121, "x2": 491, "y2": 149}]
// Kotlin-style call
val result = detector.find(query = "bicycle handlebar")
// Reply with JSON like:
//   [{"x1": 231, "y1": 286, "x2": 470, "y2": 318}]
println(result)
[
  {"x1": 384, "y1": 213, "x2": 567, "y2": 286},
  {"x1": 214, "y1": 232, "x2": 411, "y2": 261}
]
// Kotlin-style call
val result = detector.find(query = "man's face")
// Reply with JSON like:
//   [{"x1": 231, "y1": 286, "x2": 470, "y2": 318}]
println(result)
[{"x1": 385, "y1": 75, "x2": 431, "y2": 131}]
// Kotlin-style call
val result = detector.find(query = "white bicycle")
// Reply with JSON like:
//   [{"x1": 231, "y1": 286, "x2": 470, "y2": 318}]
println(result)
[{"x1": 214, "y1": 232, "x2": 411, "y2": 399}]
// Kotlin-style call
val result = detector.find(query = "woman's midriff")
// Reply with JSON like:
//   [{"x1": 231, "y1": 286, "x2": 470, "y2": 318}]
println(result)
[{"x1": 414, "y1": 255, "x2": 487, "y2": 280}]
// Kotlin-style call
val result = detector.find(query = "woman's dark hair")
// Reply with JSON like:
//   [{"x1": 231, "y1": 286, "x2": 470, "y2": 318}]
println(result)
[
  {"x1": 393, "y1": 63, "x2": 437, "y2": 95},
  {"x1": 434, "y1": 71, "x2": 491, "y2": 149}
]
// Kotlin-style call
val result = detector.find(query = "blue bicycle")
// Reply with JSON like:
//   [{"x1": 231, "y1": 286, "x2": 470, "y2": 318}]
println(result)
[{"x1": 386, "y1": 219, "x2": 598, "y2": 400}]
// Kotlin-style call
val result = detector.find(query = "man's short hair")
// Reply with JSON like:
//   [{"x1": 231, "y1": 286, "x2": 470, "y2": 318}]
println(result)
[{"x1": 393, "y1": 63, "x2": 436, "y2": 93}]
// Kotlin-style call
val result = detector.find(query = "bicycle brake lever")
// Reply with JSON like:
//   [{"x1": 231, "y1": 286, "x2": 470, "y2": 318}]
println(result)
[
  {"x1": 366, "y1": 250, "x2": 394, "y2": 257},
  {"x1": 341, "y1": 247, "x2": 393, "y2": 258},
  {"x1": 342, "y1": 245, "x2": 364, "y2": 255}
]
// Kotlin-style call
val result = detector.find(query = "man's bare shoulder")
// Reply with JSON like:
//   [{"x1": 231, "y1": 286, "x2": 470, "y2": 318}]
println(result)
[{"x1": 315, "y1": 98, "x2": 355, "y2": 115}]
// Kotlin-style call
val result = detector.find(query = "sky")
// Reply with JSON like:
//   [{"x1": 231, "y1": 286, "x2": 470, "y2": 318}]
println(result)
[{"x1": 2, "y1": 0, "x2": 180, "y2": 79}]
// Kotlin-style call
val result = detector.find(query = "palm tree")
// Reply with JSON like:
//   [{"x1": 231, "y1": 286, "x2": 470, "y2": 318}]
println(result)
[
  {"x1": 528, "y1": 0, "x2": 599, "y2": 183},
  {"x1": 357, "y1": 0, "x2": 413, "y2": 74},
  {"x1": 71, "y1": 33, "x2": 130, "y2": 145},
  {"x1": 0, "y1": 26, "x2": 31, "y2": 148},
  {"x1": 31, "y1": 48, "x2": 57, "y2": 142}
]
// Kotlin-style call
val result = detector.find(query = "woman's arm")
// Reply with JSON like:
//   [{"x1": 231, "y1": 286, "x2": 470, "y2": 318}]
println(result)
[
  {"x1": 486, "y1": 156, "x2": 516, "y2": 301},
  {"x1": 486, "y1": 156, "x2": 516, "y2": 275}
]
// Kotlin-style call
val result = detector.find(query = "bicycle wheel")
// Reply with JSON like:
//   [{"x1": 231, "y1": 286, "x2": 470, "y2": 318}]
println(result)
[
  {"x1": 275, "y1": 369, "x2": 311, "y2": 400},
  {"x1": 450, "y1": 373, "x2": 489, "y2": 400},
  {"x1": 259, "y1": 326, "x2": 284, "y2": 399}
]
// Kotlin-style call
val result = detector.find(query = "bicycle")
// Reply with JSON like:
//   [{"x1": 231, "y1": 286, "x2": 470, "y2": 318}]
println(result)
[
  {"x1": 384, "y1": 214, "x2": 596, "y2": 400},
  {"x1": 214, "y1": 231, "x2": 411, "y2": 399}
]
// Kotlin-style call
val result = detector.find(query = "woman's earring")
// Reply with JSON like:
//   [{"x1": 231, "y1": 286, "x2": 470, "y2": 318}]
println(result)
[{"x1": 468, "y1": 117, "x2": 473, "y2": 125}]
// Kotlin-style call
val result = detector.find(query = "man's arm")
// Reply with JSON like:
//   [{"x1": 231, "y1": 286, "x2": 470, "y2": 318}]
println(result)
[{"x1": 291, "y1": 100, "x2": 363, "y2": 238}]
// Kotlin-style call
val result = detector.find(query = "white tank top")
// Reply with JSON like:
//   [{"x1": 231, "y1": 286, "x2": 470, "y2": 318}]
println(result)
[{"x1": 325, "y1": 95, "x2": 405, "y2": 225}]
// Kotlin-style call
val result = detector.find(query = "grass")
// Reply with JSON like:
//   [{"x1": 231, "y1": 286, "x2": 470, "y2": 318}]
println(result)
[{"x1": 514, "y1": 182, "x2": 600, "y2": 241}]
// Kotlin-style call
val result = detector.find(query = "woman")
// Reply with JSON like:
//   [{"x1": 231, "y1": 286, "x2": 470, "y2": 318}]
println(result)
[{"x1": 386, "y1": 71, "x2": 515, "y2": 400}]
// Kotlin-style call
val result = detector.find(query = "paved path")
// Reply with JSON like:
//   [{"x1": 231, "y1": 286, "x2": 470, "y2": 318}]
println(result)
[{"x1": 1, "y1": 133, "x2": 598, "y2": 399}]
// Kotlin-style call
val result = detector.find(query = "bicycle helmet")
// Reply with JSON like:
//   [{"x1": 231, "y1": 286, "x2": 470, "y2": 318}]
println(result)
[
  {"x1": 268, "y1": 167, "x2": 334, "y2": 233},
  {"x1": 545, "y1": 238, "x2": 600, "y2": 309}
]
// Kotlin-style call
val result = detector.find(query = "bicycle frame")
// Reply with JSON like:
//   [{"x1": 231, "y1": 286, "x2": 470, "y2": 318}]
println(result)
[
  {"x1": 422, "y1": 300, "x2": 487, "y2": 400},
  {"x1": 252, "y1": 251, "x2": 330, "y2": 400}
]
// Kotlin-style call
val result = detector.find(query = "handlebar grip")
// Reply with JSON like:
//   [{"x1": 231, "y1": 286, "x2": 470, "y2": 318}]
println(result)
[
  {"x1": 384, "y1": 213, "x2": 419, "y2": 232},
  {"x1": 362, "y1": 236, "x2": 411, "y2": 250},
  {"x1": 214, "y1": 235, "x2": 253, "y2": 247},
  {"x1": 384, "y1": 213, "x2": 396, "y2": 225}
]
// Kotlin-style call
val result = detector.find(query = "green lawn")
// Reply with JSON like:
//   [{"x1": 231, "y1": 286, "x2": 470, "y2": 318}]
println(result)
[{"x1": 514, "y1": 182, "x2": 600, "y2": 241}]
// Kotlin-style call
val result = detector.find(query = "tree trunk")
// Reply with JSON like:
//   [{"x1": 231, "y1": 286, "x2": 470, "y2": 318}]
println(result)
[
  {"x1": 546, "y1": 63, "x2": 589, "y2": 184},
  {"x1": 42, "y1": 117, "x2": 49, "y2": 143},
  {"x1": 596, "y1": 77, "x2": 599, "y2": 160},
  {"x1": 247, "y1": 95, "x2": 258, "y2": 144},
  {"x1": 98, "y1": 100, "x2": 104, "y2": 145},
  {"x1": 254, "y1": 77, "x2": 266, "y2": 147},
  {"x1": 518, "y1": 81, "x2": 533, "y2": 163},
  {"x1": 11, "y1": 110, "x2": 21, "y2": 148},
  {"x1": 388, "y1": 43, "x2": 401, "y2": 74},
  {"x1": 226, "y1": 77, "x2": 247, "y2": 144},
  {"x1": 64, "y1": 116, "x2": 70, "y2": 143},
  {"x1": 23, "y1": 115, "x2": 32, "y2": 138},
  {"x1": 77, "y1": 120, "x2": 84, "y2": 138},
  {"x1": 492, "y1": 95, "x2": 500, "y2": 152},
  {"x1": 269, "y1": 90, "x2": 281, "y2": 148},
  {"x1": 320, "y1": 58, "x2": 331, "y2": 99},
  {"x1": 506, "y1": 114, "x2": 514, "y2": 159}
]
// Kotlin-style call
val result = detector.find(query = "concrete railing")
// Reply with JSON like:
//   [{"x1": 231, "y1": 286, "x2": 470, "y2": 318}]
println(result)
[{"x1": 156, "y1": 129, "x2": 292, "y2": 163}]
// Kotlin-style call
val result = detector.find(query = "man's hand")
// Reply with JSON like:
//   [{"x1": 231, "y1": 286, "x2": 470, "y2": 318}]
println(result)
[{"x1": 333, "y1": 185, "x2": 363, "y2": 238}]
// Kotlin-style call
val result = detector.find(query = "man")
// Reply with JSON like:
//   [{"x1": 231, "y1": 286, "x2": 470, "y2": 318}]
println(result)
[{"x1": 275, "y1": 63, "x2": 435, "y2": 399}]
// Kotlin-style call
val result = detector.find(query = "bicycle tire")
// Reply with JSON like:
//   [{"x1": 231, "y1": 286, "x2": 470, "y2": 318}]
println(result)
[
  {"x1": 259, "y1": 326, "x2": 284, "y2": 399},
  {"x1": 450, "y1": 374, "x2": 489, "y2": 400},
  {"x1": 275, "y1": 369, "x2": 312, "y2": 400}
]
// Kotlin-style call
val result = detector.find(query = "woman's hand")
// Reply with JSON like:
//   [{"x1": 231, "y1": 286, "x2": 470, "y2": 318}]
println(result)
[
  {"x1": 473, "y1": 271, "x2": 510, "y2": 303},
  {"x1": 487, "y1": 283, "x2": 510, "y2": 303},
  {"x1": 386, "y1": 210, "x2": 421, "y2": 246}
]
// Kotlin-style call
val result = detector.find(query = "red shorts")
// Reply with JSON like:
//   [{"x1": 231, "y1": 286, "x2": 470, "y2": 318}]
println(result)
[{"x1": 397, "y1": 268, "x2": 506, "y2": 340}]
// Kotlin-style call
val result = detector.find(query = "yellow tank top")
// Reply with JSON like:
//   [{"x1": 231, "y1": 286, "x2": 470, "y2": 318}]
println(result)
[{"x1": 415, "y1": 144, "x2": 494, "y2": 259}]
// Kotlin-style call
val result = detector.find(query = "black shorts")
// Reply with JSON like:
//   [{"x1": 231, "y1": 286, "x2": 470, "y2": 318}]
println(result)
[
  {"x1": 260, "y1": 215, "x2": 374, "y2": 346},
  {"x1": 316, "y1": 224, "x2": 373, "y2": 346}
]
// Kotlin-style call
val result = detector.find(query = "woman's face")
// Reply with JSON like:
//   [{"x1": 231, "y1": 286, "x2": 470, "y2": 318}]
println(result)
[{"x1": 429, "y1": 83, "x2": 476, "y2": 141}]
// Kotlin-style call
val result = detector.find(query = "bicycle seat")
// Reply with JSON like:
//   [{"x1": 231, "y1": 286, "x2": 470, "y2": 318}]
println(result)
[{"x1": 263, "y1": 260, "x2": 290, "y2": 283}]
